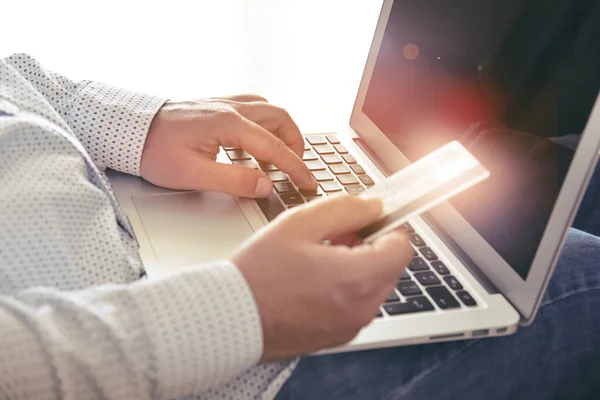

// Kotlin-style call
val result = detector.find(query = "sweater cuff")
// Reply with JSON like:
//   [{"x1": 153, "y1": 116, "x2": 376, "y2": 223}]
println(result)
[
  {"x1": 68, "y1": 82, "x2": 166, "y2": 176},
  {"x1": 131, "y1": 260, "x2": 263, "y2": 399}
]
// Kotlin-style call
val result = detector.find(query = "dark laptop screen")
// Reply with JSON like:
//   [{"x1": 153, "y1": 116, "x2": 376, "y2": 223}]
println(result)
[{"x1": 363, "y1": 0, "x2": 600, "y2": 279}]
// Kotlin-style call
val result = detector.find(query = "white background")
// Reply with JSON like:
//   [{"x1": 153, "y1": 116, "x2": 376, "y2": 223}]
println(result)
[{"x1": 1, "y1": 0, "x2": 383, "y2": 132}]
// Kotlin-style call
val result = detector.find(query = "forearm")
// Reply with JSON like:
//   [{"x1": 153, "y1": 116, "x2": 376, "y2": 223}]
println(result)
[
  {"x1": 0, "y1": 263, "x2": 263, "y2": 400},
  {"x1": 3, "y1": 53, "x2": 165, "y2": 175},
  {"x1": 0, "y1": 85, "x2": 263, "y2": 398}
]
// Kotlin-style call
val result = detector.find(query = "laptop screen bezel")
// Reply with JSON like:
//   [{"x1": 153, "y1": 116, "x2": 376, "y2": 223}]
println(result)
[{"x1": 349, "y1": 0, "x2": 600, "y2": 323}]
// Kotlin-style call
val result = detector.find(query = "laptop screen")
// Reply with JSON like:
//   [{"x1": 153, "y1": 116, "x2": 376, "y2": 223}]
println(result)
[{"x1": 363, "y1": 0, "x2": 600, "y2": 279}]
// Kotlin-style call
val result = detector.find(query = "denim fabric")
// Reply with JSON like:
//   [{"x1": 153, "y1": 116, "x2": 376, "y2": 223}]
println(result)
[
  {"x1": 571, "y1": 148, "x2": 600, "y2": 238},
  {"x1": 277, "y1": 155, "x2": 600, "y2": 400}
]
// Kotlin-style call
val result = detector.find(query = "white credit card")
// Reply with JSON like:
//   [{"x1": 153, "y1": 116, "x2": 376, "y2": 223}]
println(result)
[{"x1": 359, "y1": 141, "x2": 490, "y2": 243}]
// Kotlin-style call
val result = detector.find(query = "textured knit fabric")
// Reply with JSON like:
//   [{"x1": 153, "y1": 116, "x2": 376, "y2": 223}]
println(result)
[{"x1": 0, "y1": 54, "x2": 296, "y2": 400}]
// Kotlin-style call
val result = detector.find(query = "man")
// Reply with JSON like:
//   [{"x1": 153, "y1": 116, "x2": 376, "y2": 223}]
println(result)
[{"x1": 0, "y1": 53, "x2": 598, "y2": 400}]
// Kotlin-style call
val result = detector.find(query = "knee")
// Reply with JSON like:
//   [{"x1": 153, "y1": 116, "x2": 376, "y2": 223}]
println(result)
[
  {"x1": 542, "y1": 228, "x2": 600, "y2": 305},
  {"x1": 558, "y1": 228, "x2": 600, "y2": 266}
]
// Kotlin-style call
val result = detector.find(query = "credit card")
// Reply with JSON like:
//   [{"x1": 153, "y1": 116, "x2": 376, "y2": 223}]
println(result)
[{"x1": 359, "y1": 141, "x2": 490, "y2": 243}]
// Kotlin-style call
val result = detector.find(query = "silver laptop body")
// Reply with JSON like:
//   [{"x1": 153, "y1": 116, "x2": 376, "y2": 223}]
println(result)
[{"x1": 108, "y1": 0, "x2": 600, "y2": 353}]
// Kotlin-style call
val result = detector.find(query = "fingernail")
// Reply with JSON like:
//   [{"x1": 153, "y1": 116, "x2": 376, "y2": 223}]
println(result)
[{"x1": 255, "y1": 177, "x2": 272, "y2": 197}]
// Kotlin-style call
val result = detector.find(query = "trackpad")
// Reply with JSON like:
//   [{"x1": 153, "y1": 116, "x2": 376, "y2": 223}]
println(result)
[{"x1": 132, "y1": 191, "x2": 255, "y2": 269}]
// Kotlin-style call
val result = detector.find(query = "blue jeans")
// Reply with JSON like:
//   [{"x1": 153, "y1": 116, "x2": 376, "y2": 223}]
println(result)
[{"x1": 277, "y1": 152, "x2": 600, "y2": 400}]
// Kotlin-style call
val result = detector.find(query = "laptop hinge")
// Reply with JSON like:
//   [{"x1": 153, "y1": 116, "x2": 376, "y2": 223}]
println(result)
[
  {"x1": 353, "y1": 138, "x2": 500, "y2": 295},
  {"x1": 353, "y1": 138, "x2": 393, "y2": 177}
]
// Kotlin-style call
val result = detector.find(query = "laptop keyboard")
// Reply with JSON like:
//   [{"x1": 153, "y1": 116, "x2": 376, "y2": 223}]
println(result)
[
  {"x1": 383, "y1": 228, "x2": 478, "y2": 316},
  {"x1": 224, "y1": 134, "x2": 478, "y2": 317}
]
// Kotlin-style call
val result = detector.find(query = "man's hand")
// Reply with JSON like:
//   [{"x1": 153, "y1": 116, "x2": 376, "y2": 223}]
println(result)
[
  {"x1": 232, "y1": 195, "x2": 413, "y2": 361},
  {"x1": 140, "y1": 95, "x2": 318, "y2": 197}
]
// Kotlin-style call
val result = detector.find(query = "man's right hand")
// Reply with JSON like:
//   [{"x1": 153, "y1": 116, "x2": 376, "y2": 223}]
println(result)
[
  {"x1": 141, "y1": 95, "x2": 318, "y2": 198},
  {"x1": 232, "y1": 195, "x2": 413, "y2": 361}
]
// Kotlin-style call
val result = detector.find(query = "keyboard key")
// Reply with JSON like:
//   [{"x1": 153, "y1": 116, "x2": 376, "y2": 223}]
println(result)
[
  {"x1": 396, "y1": 281, "x2": 422, "y2": 296},
  {"x1": 386, "y1": 291, "x2": 400, "y2": 303},
  {"x1": 426, "y1": 286, "x2": 460, "y2": 309},
  {"x1": 306, "y1": 196, "x2": 322, "y2": 202},
  {"x1": 226, "y1": 149, "x2": 252, "y2": 160},
  {"x1": 233, "y1": 160, "x2": 258, "y2": 169},
  {"x1": 409, "y1": 233, "x2": 426, "y2": 247},
  {"x1": 409, "y1": 257, "x2": 429, "y2": 271},
  {"x1": 402, "y1": 222, "x2": 415, "y2": 233},
  {"x1": 399, "y1": 270, "x2": 411, "y2": 281},
  {"x1": 300, "y1": 187, "x2": 322, "y2": 197},
  {"x1": 414, "y1": 271, "x2": 441, "y2": 286},
  {"x1": 274, "y1": 182, "x2": 296, "y2": 193},
  {"x1": 456, "y1": 290, "x2": 477, "y2": 307},
  {"x1": 329, "y1": 164, "x2": 351, "y2": 174},
  {"x1": 419, "y1": 247, "x2": 438, "y2": 261},
  {"x1": 321, "y1": 154, "x2": 343, "y2": 164},
  {"x1": 337, "y1": 174, "x2": 359, "y2": 185},
  {"x1": 334, "y1": 144, "x2": 348, "y2": 154},
  {"x1": 303, "y1": 150, "x2": 318, "y2": 161},
  {"x1": 359, "y1": 174, "x2": 375, "y2": 186},
  {"x1": 305, "y1": 160, "x2": 326, "y2": 171},
  {"x1": 307, "y1": 135, "x2": 327, "y2": 145},
  {"x1": 303, "y1": 139, "x2": 311, "y2": 150},
  {"x1": 267, "y1": 171, "x2": 288, "y2": 182},
  {"x1": 342, "y1": 154, "x2": 357, "y2": 164},
  {"x1": 345, "y1": 184, "x2": 365, "y2": 195},
  {"x1": 314, "y1": 144, "x2": 335, "y2": 155},
  {"x1": 259, "y1": 162, "x2": 279, "y2": 172},
  {"x1": 376, "y1": 309, "x2": 383, "y2": 318},
  {"x1": 326, "y1": 135, "x2": 340, "y2": 144},
  {"x1": 223, "y1": 146, "x2": 238, "y2": 150},
  {"x1": 383, "y1": 296, "x2": 434, "y2": 315},
  {"x1": 320, "y1": 181, "x2": 343, "y2": 192},
  {"x1": 431, "y1": 261, "x2": 450, "y2": 275},
  {"x1": 312, "y1": 170, "x2": 334, "y2": 181},
  {"x1": 412, "y1": 247, "x2": 418, "y2": 256},
  {"x1": 256, "y1": 192, "x2": 285, "y2": 221},
  {"x1": 280, "y1": 193, "x2": 305, "y2": 205},
  {"x1": 443, "y1": 276, "x2": 463, "y2": 290},
  {"x1": 408, "y1": 297, "x2": 435, "y2": 312},
  {"x1": 350, "y1": 164, "x2": 365, "y2": 175}
]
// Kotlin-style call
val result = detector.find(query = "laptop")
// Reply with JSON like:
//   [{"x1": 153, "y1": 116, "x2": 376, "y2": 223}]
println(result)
[{"x1": 107, "y1": 0, "x2": 600, "y2": 353}]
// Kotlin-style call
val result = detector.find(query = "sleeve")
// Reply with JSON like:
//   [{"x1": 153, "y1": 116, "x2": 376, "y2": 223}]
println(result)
[
  {"x1": 0, "y1": 264, "x2": 263, "y2": 400},
  {"x1": 0, "y1": 68, "x2": 263, "y2": 399},
  {"x1": 4, "y1": 53, "x2": 166, "y2": 176}
]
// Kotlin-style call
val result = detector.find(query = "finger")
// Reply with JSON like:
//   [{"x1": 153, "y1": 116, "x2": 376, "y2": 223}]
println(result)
[
  {"x1": 355, "y1": 231, "x2": 412, "y2": 281},
  {"x1": 234, "y1": 102, "x2": 304, "y2": 158},
  {"x1": 372, "y1": 278, "x2": 402, "y2": 311},
  {"x1": 227, "y1": 115, "x2": 317, "y2": 189},
  {"x1": 329, "y1": 232, "x2": 359, "y2": 247},
  {"x1": 221, "y1": 94, "x2": 269, "y2": 103},
  {"x1": 182, "y1": 154, "x2": 274, "y2": 198},
  {"x1": 319, "y1": 232, "x2": 410, "y2": 307},
  {"x1": 288, "y1": 194, "x2": 383, "y2": 240}
]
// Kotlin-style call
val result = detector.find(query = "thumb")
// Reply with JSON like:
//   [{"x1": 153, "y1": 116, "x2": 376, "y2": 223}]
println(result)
[
  {"x1": 360, "y1": 231, "x2": 413, "y2": 281},
  {"x1": 337, "y1": 231, "x2": 412, "y2": 294},
  {"x1": 289, "y1": 194, "x2": 383, "y2": 240},
  {"x1": 188, "y1": 158, "x2": 274, "y2": 198}
]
